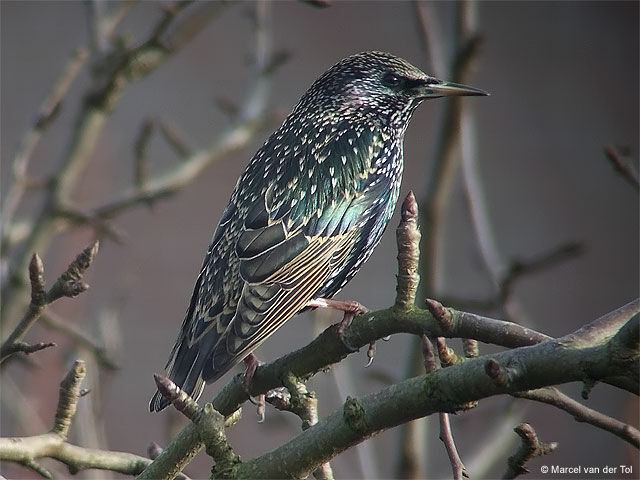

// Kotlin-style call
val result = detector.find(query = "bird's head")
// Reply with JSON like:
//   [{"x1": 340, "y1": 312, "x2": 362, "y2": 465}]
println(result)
[{"x1": 296, "y1": 51, "x2": 487, "y2": 121}]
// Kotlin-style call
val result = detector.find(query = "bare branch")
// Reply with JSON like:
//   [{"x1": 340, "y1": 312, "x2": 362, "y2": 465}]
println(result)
[
  {"x1": 134, "y1": 118, "x2": 155, "y2": 190},
  {"x1": 140, "y1": 376, "x2": 239, "y2": 480},
  {"x1": 503, "y1": 423, "x2": 557, "y2": 479},
  {"x1": 46, "y1": 241, "x2": 99, "y2": 302},
  {"x1": 604, "y1": 145, "x2": 639, "y2": 191},
  {"x1": 299, "y1": 0, "x2": 332, "y2": 8},
  {"x1": 157, "y1": 2, "x2": 231, "y2": 54},
  {"x1": 0, "y1": 360, "x2": 153, "y2": 476},
  {"x1": 40, "y1": 311, "x2": 119, "y2": 370},
  {"x1": 514, "y1": 387, "x2": 639, "y2": 448},
  {"x1": 498, "y1": 243, "x2": 584, "y2": 304},
  {"x1": 1, "y1": 341, "x2": 56, "y2": 357},
  {"x1": 55, "y1": 208, "x2": 124, "y2": 242},
  {"x1": 266, "y1": 373, "x2": 335, "y2": 480},
  {"x1": 53, "y1": 360, "x2": 86, "y2": 438},
  {"x1": 395, "y1": 191, "x2": 421, "y2": 310},
  {"x1": 25, "y1": 458, "x2": 53, "y2": 478},
  {"x1": 102, "y1": 0, "x2": 140, "y2": 40},
  {"x1": 0, "y1": 48, "x2": 88, "y2": 247},
  {"x1": 1, "y1": 0, "x2": 229, "y2": 329},
  {"x1": 137, "y1": 297, "x2": 636, "y2": 478},
  {"x1": 413, "y1": 1, "x2": 445, "y2": 77},
  {"x1": 0, "y1": 254, "x2": 48, "y2": 361},
  {"x1": 422, "y1": 333, "x2": 468, "y2": 479},
  {"x1": 439, "y1": 413, "x2": 469, "y2": 480},
  {"x1": 229, "y1": 312, "x2": 632, "y2": 479},
  {"x1": 158, "y1": 119, "x2": 194, "y2": 159},
  {"x1": 1, "y1": 243, "x2": 99, "y2": 363},
  {"x1": 148, "y1": 442, "x2": 163, "y2": 460},
  {"x1": 153, "y1": 374, "x2": 201, "y2": 421},
  {"x1": 92, "y1": 112, "x2": 279, "y2": 221},
  {"x1": 146, "y1": 443, "x2": 191, "y2": 480}
]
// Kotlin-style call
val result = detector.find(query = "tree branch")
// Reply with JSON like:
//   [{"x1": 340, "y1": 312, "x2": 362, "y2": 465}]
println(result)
[
  {"x1": 395, "y1": 191, "x2": 421, "y2": 310},
  {"x1": 0, "y1": 361, "x2": 152, "y2": 476},
  {"x1": 0, "y1": 48, "x2": 89, "y2": 252},
  {"x1": 604, "y1": 145, "x2": 639, "y2": 192},
  {"x1": 233, "y1": 313, "x2": 632, "y2": 479},
  {"x1": 422, "y1": 333, "x2": 469, "y2": 479},
  {"x1": 503, "y1": 423, "x2": 557, "y2": 479},
  {"x1": 0, "y1": 0, "x2": 231, "y2": 330},
  {"x1": 136, "y1": 297, "x2": 638, "y2": 479},
  {"x1": 266, "y1": 373, "x2": 335, "y2": 480},
  {"x1": 92, "y1": 112, "x2": 279, "y2": 221},
  {"x1": 137, "y1": 375, "x2": 239, "y2": 480},
  {"x1": 40, "y1": 311, "x2": 119, "y2": 370},
  {"x1": 1, "y1": 242, "x2": 99, "y2": 363},
  {"x1": 514, "y1": 387, "x2": 639, "y2": 448}
]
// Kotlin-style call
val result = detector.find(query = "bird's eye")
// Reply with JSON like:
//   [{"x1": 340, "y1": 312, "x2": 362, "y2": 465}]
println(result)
[{"x1": 382, "y1": 72, "x2": 403, "y2": 88}]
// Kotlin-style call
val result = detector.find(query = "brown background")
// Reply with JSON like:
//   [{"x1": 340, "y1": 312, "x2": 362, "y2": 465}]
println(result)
[{"x1": 1, "y1": 1, "x2": 638, "y2": 479}]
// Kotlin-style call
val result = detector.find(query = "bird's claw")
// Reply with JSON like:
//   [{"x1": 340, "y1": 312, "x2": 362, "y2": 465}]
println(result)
[
  {"x1": 256, "y1": 394, "x2": 265, "y2": 422},
  {"x1": 241, "y1": 353, "x2": 266, "y2": 421},
  {"x1": 365, "y1": 341, "x2": 376, "y2": 367},
  {"x1": 335, "y1": 301, "x2": 368, "y2": 352}
]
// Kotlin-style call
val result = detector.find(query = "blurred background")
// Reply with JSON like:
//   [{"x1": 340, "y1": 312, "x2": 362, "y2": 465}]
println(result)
[{"x1": 1, "y1": 1, "x2": 638, "y2": 479}]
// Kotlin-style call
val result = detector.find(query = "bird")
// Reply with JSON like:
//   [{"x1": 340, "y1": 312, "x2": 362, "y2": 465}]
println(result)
[{"x1": 150, "y1": 51, "x2": 487, "y2": 412}]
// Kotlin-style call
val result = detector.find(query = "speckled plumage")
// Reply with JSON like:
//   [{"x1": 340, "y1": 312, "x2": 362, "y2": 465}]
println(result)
[{"x1": 150, "y1": 51, "x2": 486, "y2": 412}]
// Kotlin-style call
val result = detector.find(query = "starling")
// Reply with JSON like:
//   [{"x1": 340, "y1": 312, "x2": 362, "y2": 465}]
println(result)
[{"x1": 150, "y1": 51, "x2": 486, "y2": 412}]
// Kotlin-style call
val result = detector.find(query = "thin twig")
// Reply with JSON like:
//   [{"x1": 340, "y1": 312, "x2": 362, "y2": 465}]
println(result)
[
  {"x1": 141, "y1": 375, "x2": 239, "y2": 480},
  {"x1": 153, "y1": 374, "x2": 201, "y2": 421},
  {"x1": 399, "y1": 4, "x2": 484, "y2": 474},
  {"x1": 413, "y1": 1, "x2": 445, "y2": 77},
  {"x1": 158, "y1": 119, "x2": 194, "y2": 159},
  {"x1": 514, "y1": 387, "x2": 640, "y2": 448},
  {"x1": 92, "y1": 112, "x2": 280, "y2": 221},
  {"x1": 134, "y1": 118, "x2": 155, "y2": 190},
  {"x1": 146, "y1": 443, "x2": 191, "y2": 480},
  {"x1": 0, "y1": 0, "x2": 229, "y2": 330},
  {"x1": 423, "y1": 332, "x2": 469, "y2": 480},
  {"x1": 102, "y1": 0, "x2": 140, "y2": 40},
  {"x1": 498, "y1": 243, "x2": 584, "y2": 304},
  {"x1": 0, "y1": 48, "x2": 88, "y2": 249},
  {"x1": 266, "y1": 373, "x2": 335, "y2": 480},
  {"x1": 1, "y1": 242, "x2": 99, "y2": 363},
  {"x1": 503, "y1": 423, "x2": 557, "y2": 479},
  {"x1": 466, "y1": 403, "x2": 526, "y2": 478},
  {"x1": 41, "y1": 311, "x2": 119, "y2": 370},
  {"x1": 0, "y1": 254, "x2": 46, "y2": 361},
  {"x1": 422, "y1": 328, "x2": 468, "y2": 480},
  {"x1": 0, "y1": 361, "x2": 153, "y2": 476},
  {"x1": 604, "y1": 145, "x2": 639, "y2": 191},
  {"x1": 1, "y1": 341, "x2": 56, "y2": 357},
  {"x1": 439, "y1": 413, "x2": 469, "y2": 479}
]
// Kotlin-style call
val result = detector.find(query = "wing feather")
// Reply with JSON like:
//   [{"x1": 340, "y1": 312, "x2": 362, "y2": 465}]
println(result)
[{"x1": 152, "y1": 118, "x2": 395, "y2": 410}]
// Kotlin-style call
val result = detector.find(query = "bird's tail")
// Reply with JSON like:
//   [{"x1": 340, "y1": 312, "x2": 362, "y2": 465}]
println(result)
[{"x1": 149, "y1": 340, "x2": 208, "y2": 412}]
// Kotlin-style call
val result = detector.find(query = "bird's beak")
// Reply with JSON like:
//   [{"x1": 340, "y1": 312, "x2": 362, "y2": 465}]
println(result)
[{"x1": 413, "y1": 78, "x2": 489, "y2": 99}]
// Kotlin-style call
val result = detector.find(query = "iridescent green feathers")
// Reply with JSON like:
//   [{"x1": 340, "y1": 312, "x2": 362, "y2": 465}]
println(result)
[{"x1": 150, "y1": 51, "x2": 446, "y2": 412}]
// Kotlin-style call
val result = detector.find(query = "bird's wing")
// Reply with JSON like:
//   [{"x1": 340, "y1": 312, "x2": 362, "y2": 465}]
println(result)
[
  {"x1": 149, "y1": 200, "x2": 244, "y2": 411},
  {"x1": 200, "y1": 121, "x2": 391, "y2": 381}
]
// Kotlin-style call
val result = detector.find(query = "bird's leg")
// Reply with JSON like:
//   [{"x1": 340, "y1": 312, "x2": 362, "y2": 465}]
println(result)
[
  {"x1": 307, "y1": 297, "x2": 368, "y2": 332},
  {"x1": 242, "y1": 353, "x2": 266, "y2": 422},
  {"x1": 306, "y1": 297, "x2": 370, "y2": 356}
]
